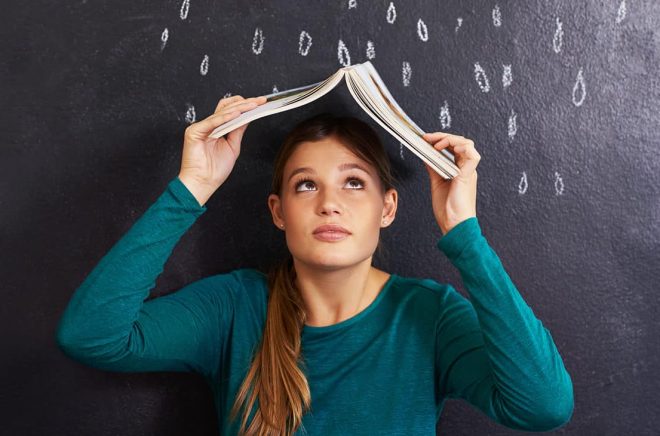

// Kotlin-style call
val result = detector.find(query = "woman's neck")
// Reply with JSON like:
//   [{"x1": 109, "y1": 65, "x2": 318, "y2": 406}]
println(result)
[{"x1": 294, "y1": 258, "x2": 390, "y2": 327}]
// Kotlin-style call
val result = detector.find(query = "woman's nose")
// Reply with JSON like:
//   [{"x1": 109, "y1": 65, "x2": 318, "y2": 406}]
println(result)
[{"x1": 317, "y1": 190, "x2": 343, "y2": 215}]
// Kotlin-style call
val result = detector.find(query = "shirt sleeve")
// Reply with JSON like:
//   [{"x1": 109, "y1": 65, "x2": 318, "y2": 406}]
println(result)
[
  {"x1": 435, "y1": 217, "x2": 574, "y2": 432},
  {"x1": 55, "y1": 176, "x2": 232, "y2": 379}
]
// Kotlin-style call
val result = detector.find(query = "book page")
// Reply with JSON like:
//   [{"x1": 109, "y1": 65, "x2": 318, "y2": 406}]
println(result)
[
  {"x1": 208, "y1": 68, "x2": 348, "y2": 139},
  {"x1": 362, "y1": 61, "x2": 425, "y2": 136},
  {"x1": 351, "y1": 63, "x2": 456, "y2": 166},
  {"x1": 349, "y1": 66, "x2": 425, "y2": 142},
  {"x1": 346, "y1": 65, "x2": 458, "y2": 178},
  {"x1": 265, "y1": 81, "x2": 325, "y2": 103},
  {"x1": 347, "y1": 75, "x2": 455, "y2": 179}
]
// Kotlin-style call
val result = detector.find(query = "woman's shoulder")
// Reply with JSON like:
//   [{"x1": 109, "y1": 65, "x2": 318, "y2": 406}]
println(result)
[
  {"x1": 206, "y1": 267, "x2": 268, "y2": 290},
  {"x1": 199, "y1": 268, "x2": 269, "y2": 317},
  {"x1": 390, "y1": 272, "x2": 453, "y2": 292},
  {"x1": 229, "y1": 267, "x2": 268, "y2": 282},
  {"x1": 191, "y1": 267, "x2": 268, "y2": 304},
  {"x1": 387, "y1": 274, "x2": 471, "y2": 325},
  {"x1": 388, "y1": 272, "x2": 462, "y2": 305}
]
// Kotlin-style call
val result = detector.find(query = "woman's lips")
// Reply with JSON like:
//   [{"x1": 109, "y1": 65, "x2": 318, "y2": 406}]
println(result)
[{"x1": 313, "y1": 231, "x2": 350, "y2": 242}]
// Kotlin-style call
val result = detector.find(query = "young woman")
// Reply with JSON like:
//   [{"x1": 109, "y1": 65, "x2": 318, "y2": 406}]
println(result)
[{"x1": 56, "y1": 95, "x2": 574, "y2": 435}]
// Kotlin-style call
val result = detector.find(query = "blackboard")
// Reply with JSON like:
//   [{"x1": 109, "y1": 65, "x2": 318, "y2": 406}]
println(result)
[{"x1": 3, "y1": 1, "x2": 659, "y2": 435}]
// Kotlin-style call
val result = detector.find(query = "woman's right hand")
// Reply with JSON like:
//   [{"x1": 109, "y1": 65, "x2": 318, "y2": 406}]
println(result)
[{"x1": 178, "y1": 94, "x2": 268, "y2": 206}]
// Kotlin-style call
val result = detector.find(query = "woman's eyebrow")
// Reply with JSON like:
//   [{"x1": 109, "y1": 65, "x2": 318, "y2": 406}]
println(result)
[{"x1": 287, "y1": 163, "x2": 371, "y2": 182}]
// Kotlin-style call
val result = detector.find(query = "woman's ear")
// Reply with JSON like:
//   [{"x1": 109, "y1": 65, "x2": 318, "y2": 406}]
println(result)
[
  {"x1": 381, "y1": 188, "x2": 398, "y2": 227},
  {"x1": 268, "y1": 194, "x2": 285, "y2": 229}
]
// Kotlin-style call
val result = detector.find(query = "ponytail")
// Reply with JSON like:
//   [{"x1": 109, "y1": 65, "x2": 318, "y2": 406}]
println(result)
[{"x1": 229, "y1": 255, "x2": 311, "y2": 435}]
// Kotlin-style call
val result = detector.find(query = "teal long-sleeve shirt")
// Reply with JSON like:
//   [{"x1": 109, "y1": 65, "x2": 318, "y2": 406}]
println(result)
[{"x1": 56, "y1": 176, "x2": 574, "y2": 435}]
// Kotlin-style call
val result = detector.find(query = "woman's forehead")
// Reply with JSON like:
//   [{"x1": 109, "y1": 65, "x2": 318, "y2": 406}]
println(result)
[
  {"x1": 285, "y1": 139, "x2": 368, "y2": 172},
  {"x1": 284, "y1": 152, "x2": 374, "y2": 180}
]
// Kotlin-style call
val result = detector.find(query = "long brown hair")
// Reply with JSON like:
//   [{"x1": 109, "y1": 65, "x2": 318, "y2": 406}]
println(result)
[{"x1": 229, "y1": 113, "x2": 398, "y2": 435}]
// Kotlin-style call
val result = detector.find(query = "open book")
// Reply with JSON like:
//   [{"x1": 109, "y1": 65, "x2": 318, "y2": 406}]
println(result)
[{"x1": 209, "y1": 61, "x2": 459, "y2": 179}]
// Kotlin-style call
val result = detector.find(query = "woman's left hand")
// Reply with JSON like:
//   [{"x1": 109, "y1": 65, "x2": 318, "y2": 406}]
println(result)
[{"x1": 422, "y1": 132, "x2": 481, "y2": 236}]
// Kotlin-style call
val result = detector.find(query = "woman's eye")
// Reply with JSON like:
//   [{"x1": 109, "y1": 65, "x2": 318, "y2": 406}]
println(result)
[
  {"x1": 346, "y1": 178, "x2": 365, "y2": 189},
  {"x1": 294, "y1": 177, "x2": 365, "y2": 192},
  {"x1": 296, "y1": 180, "x2": 315, "y2": 191}
]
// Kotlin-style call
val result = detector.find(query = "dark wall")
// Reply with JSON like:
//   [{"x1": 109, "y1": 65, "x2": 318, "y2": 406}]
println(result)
[{"x1": 3, "y1": 1, "x2": 659, "y2": 435}]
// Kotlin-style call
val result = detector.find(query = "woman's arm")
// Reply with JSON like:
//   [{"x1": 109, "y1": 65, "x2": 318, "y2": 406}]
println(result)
[
  {"x1": 55, "y1": 176, "x2": 232, "y2": 379},
  {"x1": 435, "y1": 217, "x2": 574, "y2": 432}
]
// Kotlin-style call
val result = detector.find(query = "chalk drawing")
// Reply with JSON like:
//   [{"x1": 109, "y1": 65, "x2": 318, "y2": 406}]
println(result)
[
  {"x1": 386, "y1": 2, "x2": 396, "y2": 24},
  {"x1": 160, "y1": 28, "x2": 169, "y2": 51},
  {"x1": 299, "y1": 31, "x2": 312, "y2": 56},
  {"x1": 518, "y1": 172, "x2": 528, "y2": 194},
  {"x1": 492, "y1": 4, "x2": 502, "y2": 27},
  {"x1": 554, "y1": 172, "x2": 565, "y2": 195},
  {"x1": 616, "y1": 0, "x2": 627, "y2": 23},
  {"x1": 338, "y1": 39, "x2": 351, "y2": 66},
  {"x1": 508, "y1": 109, "x2": 518, "y2": 141},
  {"x1": 399, "y1": 143, "x2": 405, "y2": 160},
  {"x1": 252, "y1": 28, "x2": 265, "y2": 55},
  {"x1": 474, "y1": 62, "x2": 490, "y2": 92},
  {"x1": 180, "y1": 0, "x2": 190, "y2": 20},
  {"x1": 502, "y1": 64, "x2": 512, "y2": 89},
  {"x1": 417, "y1": 19, "x2": 428, "y2": 41},
  {"x1": 272, "y1": 86, "x2": 278, "y2": 93},
  {"x1": 455, "y1": 18, "x2": 463, "y2": 33},
  {"x1": 553, "y1": 17, "x2": 564, "y2": 53},
  {"x1": 200, "y1": 54, "x2": 209, "y2": 76},
  {"x1": 402, "y1": 61, "x2": 411, "y2": 87},
  {"x1": 439, "y1": 101, "x2": 451, "y2": 129},
  {"x1": 349, "y1": 0, "x2": 357, "y2": 9},
  {"x1": 366, "y1": 40, "x2": 375, "y2": 59},
  {"x1": 223, "y1": 92, "x2": 232, "y2": 98},
  {"x1": 572, "y1": 68, "x2": 586, "y2": 107},
  {"x1": 185, "y1": 104, "x2": 196, "y2": 124}
]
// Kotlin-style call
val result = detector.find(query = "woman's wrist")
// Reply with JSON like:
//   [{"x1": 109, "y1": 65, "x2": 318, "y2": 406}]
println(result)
[{"x1": 177, "y1": 173, "x2": 218, "y2": 207}]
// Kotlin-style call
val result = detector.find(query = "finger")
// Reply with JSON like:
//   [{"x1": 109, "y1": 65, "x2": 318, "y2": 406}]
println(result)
[
  {"x1": 422, "y1": 131, "x2": 451, "y2": 138},
  {"x1": 221, "y1": 96, "x2": 268, "y2": 115},
  {"x1": 188, "y1": 110, "x2": 243, "y2": 138},
  {"x1": 227, "y1": 96, "x2": 266, "y2": 109},
  {"x1": 458, "y1": 155, "x2": 480, "y2": 176},
  {"x1": 422, "y1": 132, "x2": 451, "y2": 142},
  {"x1": 196, "y1": 99, "x2": 263, "y2": 139},
  {"x1": 424, "y1": 134, "x2": 472, "y2": 160},
  {"x1": 431, "y1": 137, "x2": 451, "y2": 151},
  {"x1": 221, "y1": 99, "x2": 261, "y2": 115},
  {"x1": 452, "y1": 142, "x2": 481, "y2": 174},
  {"x1": 226, "y1": 122, "x2": 249, "y2": 151},
  {"x1": 440, "y1": 133, "x2": 468, "y2": 144},
  {"x1": 215, "y1": 95, "x2": 244, "y2": 113},
  {"x1": 429, "y1": 137, "x2": 462, "y2": 166},
  {"x1": 216, "y1": 95, "x2": 267, "y2": 113},
  {"x1": 430, "y1": 134, "x2": 473, "y2": 152},
  {"x1": 452, "y1": 140, "x2": 479, "y2": 159},
  {"x1": 429, "y1": 136, "x2": 475, "y2": 168}
]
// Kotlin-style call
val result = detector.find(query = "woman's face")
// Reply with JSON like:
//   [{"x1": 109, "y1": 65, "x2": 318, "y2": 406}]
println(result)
[{"x1": 268, "y1": 137, "x2": 397, "y2": 271}]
